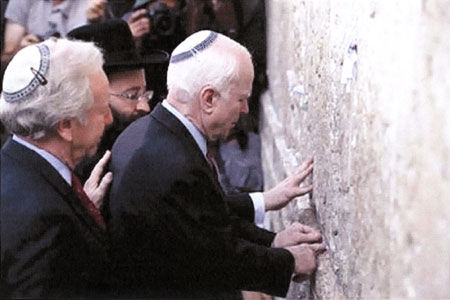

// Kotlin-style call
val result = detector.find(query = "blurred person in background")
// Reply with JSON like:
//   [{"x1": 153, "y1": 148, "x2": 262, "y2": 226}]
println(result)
[
  {"x1": 0, "y1": 0, "x2": 102, "y2": 69},
  {"x1": 124, "y1": 0, "x2": 185, "y2": 53},
  {"x1": 123, "y1": 0, "x2": 186, "y2": 106}
]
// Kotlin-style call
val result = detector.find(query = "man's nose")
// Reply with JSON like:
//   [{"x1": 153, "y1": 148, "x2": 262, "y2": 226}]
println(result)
[
  {"x1": 136, "y1": 99, "x2": 151, "y2": 114},
  {"x1": 105, "y1": 107, "x2": 113, "y2": 125},
  {"x1": 241, "y1": 99, "x2": 249, "y2": 114}
]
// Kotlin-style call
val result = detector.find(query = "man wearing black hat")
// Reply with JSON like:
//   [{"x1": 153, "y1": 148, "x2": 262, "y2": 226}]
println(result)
[{"x1": 67, "y1": 19, "x2": 169, "y2": 183}]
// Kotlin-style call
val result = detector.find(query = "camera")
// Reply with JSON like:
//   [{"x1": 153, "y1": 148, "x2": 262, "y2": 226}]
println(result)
[{"x1": 147, "y1": 2, "x2": 179, "y2": 36}]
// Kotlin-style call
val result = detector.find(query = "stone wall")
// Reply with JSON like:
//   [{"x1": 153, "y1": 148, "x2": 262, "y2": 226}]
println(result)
[{"x1": 261, "y1": 0, "x2": 450, "y2": 299}]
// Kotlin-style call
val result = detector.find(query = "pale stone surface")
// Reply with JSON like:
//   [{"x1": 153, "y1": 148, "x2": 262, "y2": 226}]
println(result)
[{"x1": 262, "y1": 0, "x2": 450, "y2": 299}]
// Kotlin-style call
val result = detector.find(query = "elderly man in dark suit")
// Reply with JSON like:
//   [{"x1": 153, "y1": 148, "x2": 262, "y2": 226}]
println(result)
[
  {"x1": 108, "y1": 30, "x2": 325, "y2": 299},
  {"x1": 0, "y1": 38, "x2": 113, "y2": 298}
]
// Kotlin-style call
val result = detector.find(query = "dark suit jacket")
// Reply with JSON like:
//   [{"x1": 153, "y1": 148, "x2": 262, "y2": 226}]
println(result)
[
  {"x1": 107, "y1": 104, "x2": 294, "y2": 299},
  {"x1": 0, "y1": 139, "x2": 110, "y2": 299}
]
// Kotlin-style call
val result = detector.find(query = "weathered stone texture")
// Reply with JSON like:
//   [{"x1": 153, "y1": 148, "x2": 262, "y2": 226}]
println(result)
[{"x1": 262, "y1": 1, "x2": 450, "y2": 299}]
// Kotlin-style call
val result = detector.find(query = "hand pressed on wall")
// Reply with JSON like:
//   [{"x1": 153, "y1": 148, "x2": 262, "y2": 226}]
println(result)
[
  {"x1": 263, "y1": 157, "x2": 314, "y2": 211},
  {"x1": 272, "y1": 222, "x2": 322, "y2": 248},
  {"x1": 286, "y1": 243, "x2": 326, "y2": 276}
]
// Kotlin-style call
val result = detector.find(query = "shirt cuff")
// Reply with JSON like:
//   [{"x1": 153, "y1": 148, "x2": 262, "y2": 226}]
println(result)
[{"x1": 250, "y1": 192, "x2": 265, "y2": 228}]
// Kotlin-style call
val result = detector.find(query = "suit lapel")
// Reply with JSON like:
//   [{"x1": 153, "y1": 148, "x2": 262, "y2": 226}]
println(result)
[
  {"x1": 151, "y1": 104, "x2": 203, "y2": 156},
  {"x1": 2, "y1": 139, "x2": 107, "y2": 243},
  {"x1": 151, "y1": 104, "x2": 225, "y2": 194}
]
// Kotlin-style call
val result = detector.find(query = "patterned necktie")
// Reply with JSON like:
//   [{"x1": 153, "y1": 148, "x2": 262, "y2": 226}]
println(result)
[{"x1": 71, "y1": 173, "x2": 106, "y2": 230}]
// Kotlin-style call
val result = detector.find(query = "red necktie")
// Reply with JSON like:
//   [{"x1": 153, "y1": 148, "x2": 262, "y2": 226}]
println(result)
[
  {"x1": 206, "y1": 142, "x2": 220, "y2": 181},
  {"x1": 71, "y1": 173, "x2": 106, "y2": 230}
]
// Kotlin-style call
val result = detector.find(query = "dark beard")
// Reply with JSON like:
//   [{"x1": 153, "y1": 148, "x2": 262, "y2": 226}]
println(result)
[{"x1": 110, "y1": 109, "x2": 143, "y2": 131}]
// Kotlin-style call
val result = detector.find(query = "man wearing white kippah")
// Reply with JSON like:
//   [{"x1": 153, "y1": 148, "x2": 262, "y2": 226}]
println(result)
[
  {"x1": 108, "y1": 30, "x2": 325, "y2": 299},
  {"x1": 0, "y1": 38, "x2": 113, "y2": 298}
]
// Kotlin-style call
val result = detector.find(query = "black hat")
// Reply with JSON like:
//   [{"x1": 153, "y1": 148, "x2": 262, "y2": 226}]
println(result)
[
  {"x1": 133, "y1": 0, "x2": 154, "y2": 10},
  {"x1": 67, "y1": 19, "x2": 168, "y2": 75}
]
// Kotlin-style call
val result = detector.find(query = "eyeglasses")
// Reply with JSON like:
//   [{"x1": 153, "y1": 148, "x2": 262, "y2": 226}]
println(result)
[{"x1": 110, "y1": 90, "x2": 154, "y2": 102}]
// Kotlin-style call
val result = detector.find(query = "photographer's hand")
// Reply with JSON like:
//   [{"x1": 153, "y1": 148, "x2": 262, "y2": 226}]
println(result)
[
  {"x1": 86, "y1": 0, "x2": 107, "y2": 23},
  {"x1": 128, "y1": 9, "x2": 150, "y2": 47}
]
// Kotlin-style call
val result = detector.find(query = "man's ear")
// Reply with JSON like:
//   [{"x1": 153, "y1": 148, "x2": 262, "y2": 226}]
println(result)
[
  {"x1": 55, "y1": 119, "x2": 74, "y2": 142},
  {"x1": 199, "y1": 86, "x2": 216, "y2": 114}
]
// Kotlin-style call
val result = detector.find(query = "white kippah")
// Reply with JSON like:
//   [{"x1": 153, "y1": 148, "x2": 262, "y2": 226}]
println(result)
[
  {"x1": 170, "y1": 30, "x2": 218, "y2": 63},
  {"x1": 2, "y1": 43, "x2": 50, "y2": 103}
]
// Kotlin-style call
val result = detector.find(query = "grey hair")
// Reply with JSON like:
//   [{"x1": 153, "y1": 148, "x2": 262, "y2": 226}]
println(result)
[
  {"x1": 0, "y1": 38, "x2": 104, "y2": 139},
  {"x1": 167, "y1": 31, "x2": 252, "y2": 102}
]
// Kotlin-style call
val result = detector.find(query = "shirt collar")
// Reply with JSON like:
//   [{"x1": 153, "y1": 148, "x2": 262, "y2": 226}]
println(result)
[
  {"x1": 13, "y1": 135, "x2": 72, "y2": 185},
  {"x1": 161, "y1": 100, "x2": 207, "y2": 157}
]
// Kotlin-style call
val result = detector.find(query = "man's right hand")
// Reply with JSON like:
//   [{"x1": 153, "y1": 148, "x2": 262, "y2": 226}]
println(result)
[{"x1": 286, "y1": 243, "x2": 326, "y2": 276}]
